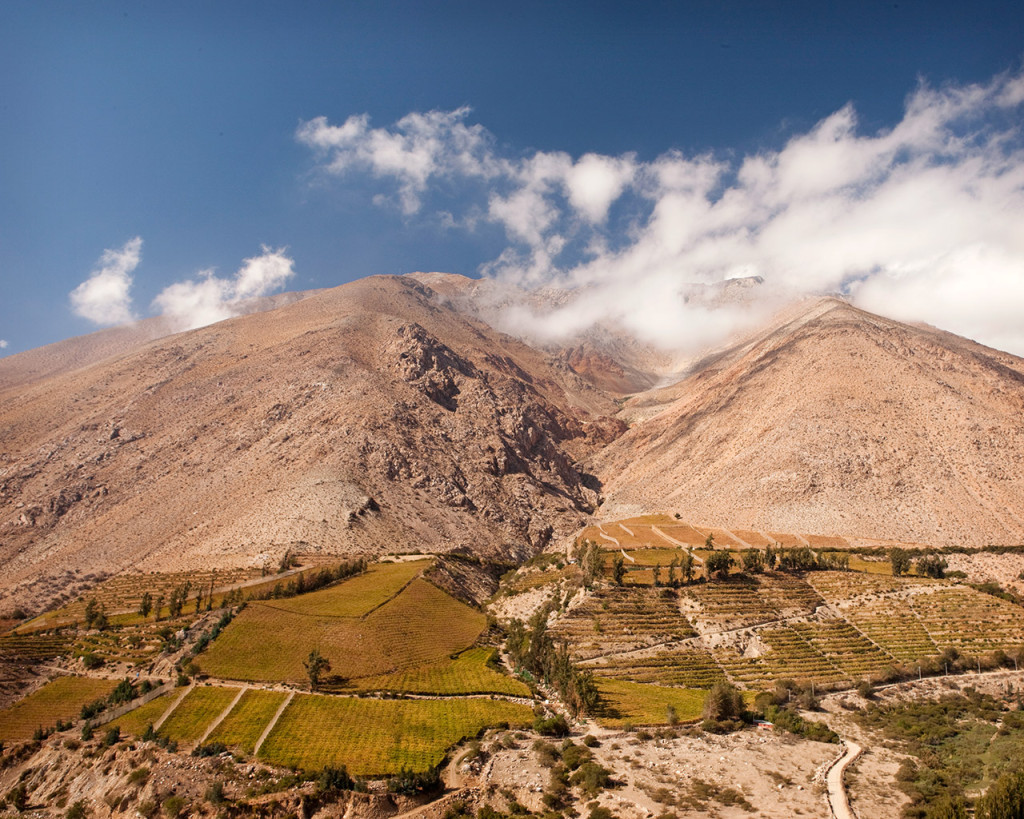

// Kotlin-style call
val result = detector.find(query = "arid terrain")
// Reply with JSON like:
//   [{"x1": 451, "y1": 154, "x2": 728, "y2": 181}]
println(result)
[{"x1": 1, "y1": 273, "x2": 1024, "y2": 817}]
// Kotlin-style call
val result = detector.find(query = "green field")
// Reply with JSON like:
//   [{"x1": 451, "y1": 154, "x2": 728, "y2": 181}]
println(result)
[
  {"x1": 593, "y1": 679, "x2": 707, "y2": 728},
  {"x1": 268, "y1": 560, "x2": 427, "y2": 617},
  {"x1": 206, "y1": 688, "x2": 288, "y2": 754},
  {"x1": 355, "y1": 648, "x2": 531, "y2": 696},
  {"x1": 109, "y1": 692, "x2": 175, "y2": 738},
  {"x1": 0, "y1": 676, "x2": 117, "y2": 741},
  {"x1": 157, "y1": 685, "x2": 241, "y2": 744},
  {"x1": 200, "y1": 576, "x2": 486, "y2": 684},
  {"x1": 258, "y1": 694, "x2": 533, "y2": 775}
]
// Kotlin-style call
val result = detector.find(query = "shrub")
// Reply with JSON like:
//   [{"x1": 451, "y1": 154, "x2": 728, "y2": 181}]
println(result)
[
  {"x1": 570, "y1": 761, "x2": 611, "y2": 797},
  {"x1": 162, "y1": 796, "x2": 186, "y2": 818},
  {"x1": 65, "y1": 800, "x2": 89, "y2": 819},
  {"x1": 534, "y1": 714, "x2": 570, "y2": 737}
]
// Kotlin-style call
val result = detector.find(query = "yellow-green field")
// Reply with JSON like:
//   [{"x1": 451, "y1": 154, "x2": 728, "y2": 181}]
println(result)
[
  {"x1": 200, "y1": 573, "x2": 485, "y2": 684},
  {"x1": 206, "y1": 689, "x2": 288, "y2": 754},
  {"x1": 257, "y1": 695, "x2": 533, "y2": 775},
  {"x1": 109, "y1": 693, "x2": 175, "y2": 737},
  {"x1": 0, "y1": 676, "x2": 117, "y2": 741},
  {"x1": 354, "y1": 648, "x2": 530, "y2": 696},
  {"x1": 157, "y1": 686, "x2": 240, "y2": 744},
  {"x1": 593, "y1": 679, "x2": 707, "y2": 727},
  {"x1": 268, "y1": 560, "x2": 427, "y2": 617}
]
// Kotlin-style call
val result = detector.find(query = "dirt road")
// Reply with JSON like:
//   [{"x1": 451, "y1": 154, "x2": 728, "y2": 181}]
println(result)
[{"x1": 826, "y1": 741, "x2": 862, "y2": 819}]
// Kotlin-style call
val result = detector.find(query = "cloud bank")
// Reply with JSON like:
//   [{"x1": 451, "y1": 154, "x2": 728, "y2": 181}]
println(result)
[
  {"x1": 70, "y1": 237, "x2": 142, "y2": 326},
  {"x1": 70, "y1": 243, "x2": 296, "y2": 332},
  {"x1": 299, "y1": 67, "x2": 1024, "y2": 356}
]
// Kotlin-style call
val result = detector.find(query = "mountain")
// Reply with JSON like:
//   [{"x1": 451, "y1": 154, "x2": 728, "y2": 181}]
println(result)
[
  {"x1": 4, "y1": 276, "x2": 1024, "y2": 612},
  {"x1": 591, "y1": 298, "x2": 1024, "y2": 547},
  {"x1": 0, "y1": 275, "x2": 622, "y2": 610}
]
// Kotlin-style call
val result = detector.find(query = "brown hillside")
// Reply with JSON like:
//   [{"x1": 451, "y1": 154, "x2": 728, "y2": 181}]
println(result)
[
  {"x1": 0, "y1": 275, "x2": 621, "y2": 610},
  {"x1": 591, "y1": 298, "x2": 1024, "y2": 547}
]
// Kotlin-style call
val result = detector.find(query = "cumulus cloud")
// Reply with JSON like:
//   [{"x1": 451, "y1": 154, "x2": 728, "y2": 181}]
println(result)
[
  {"x1": 70, "y1": 237, "x2": 142, "y2": 326},
  {"x1": 152, "y1": 246, "x2": 295, "y2": 331},
  {"x1": 0, "y1": 339, "x2": 8, "y2": 350},
  {"x1": 300, "y1": 67, "x2": 1024, "y2": 355},
  {"x1": 71, "y1": 242, "x2": 296, "y2": 333}
]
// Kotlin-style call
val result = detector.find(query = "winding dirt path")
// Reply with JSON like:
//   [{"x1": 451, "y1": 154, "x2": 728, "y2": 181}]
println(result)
[{"x1": 826, "y1": 740, "x2": 862, "y2": 819}]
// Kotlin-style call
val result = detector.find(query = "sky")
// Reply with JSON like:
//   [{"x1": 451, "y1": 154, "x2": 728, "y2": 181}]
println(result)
[{"x1": 2, "y1": 0, "x2": 1023, "y2": 357}]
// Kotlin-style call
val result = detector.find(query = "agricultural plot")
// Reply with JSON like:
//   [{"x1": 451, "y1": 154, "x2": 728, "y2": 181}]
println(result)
[
  {"x1": 789, "y1": 619, "x2": 893, "y2": 678},
  {"x1": 109, "y1": 693, "x2": 174, "y2": 738},
  {"x1": 0, "y1": 633, "x2": 70, "y2": 664},
  {"x1": 765, "y1": 532, "x2": 808, "y2": 548},
  {"x1": 258, "y1": 695, "x2": 533, "y2": 775},
  {"x1": 802, "y1": 534, "x2": 850, "y2": 550},
  {"x1": 713, "y1": 626, "x2": 847, "y2": 689},
  {"x1": 268, "y1": 560, "x2": 426, "y2": 617},
  {"x1": 729, "y1": 530, "x2": 773, "y2": 548},
  {"x1": 593, "y1": 678, "x2": 707, "y2": 727},
  {"x1": 0, "y1": 676, "x2": 116, "y2": 741},
  {"x1": 353, "y1": 648, "x2": 530, "y2": 697},
  {"x1": 551, "y1": 586, "x2": 695, "y2": 660},
  {"x1": 157, "y1": 685, "x2": 241, "y2": 745},
  {"x1": 807, "y1": 570, "x2": 919, "y2": 603},
  {"x1": 206, "y1": 689, "x2": 289, "y2": 754},
  {"x1": 582, "y1": 647, "x2": 727, "y2": 689},
  {"x1": 841, "y1": 602, "x2": 937, "y2": 662},
  {"x1": 200, "y1": 577, "x2": 485, "y2": 684},
  {"x1": 656, "y1": 524, "x2": 710, "y2": 547},
  {"x1": 683, "y1": 575, "x2": 821, "y2": 633},
  {"x1": 911, "y1": 587, "x2": 1024, "y2": 654},
  {"x1": 697, "y1": 528, "x2": 745, "y2": 548}
]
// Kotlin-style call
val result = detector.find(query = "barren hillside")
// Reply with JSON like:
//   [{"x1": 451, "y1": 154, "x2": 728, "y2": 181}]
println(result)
[
  {"x1": 592, "y1": 298, "x2": 1024, "y2": 546},
  {"x1": 0, "y1": 275, "x2": 621, "y2": 610}
]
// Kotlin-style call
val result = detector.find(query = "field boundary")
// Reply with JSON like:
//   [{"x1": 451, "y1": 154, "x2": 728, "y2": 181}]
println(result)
[
  {"x1": 93, "y1": 680, "x2": 176, "y2": 729},
  {"x1": 253, "y1": 690, "x2": 294, "y2": 756},
  {"x1": 198, "y1": 684, "x2": 248, "y2": 744},
  {"x1": 154, "y1": 683, "x2": 193, "y2": 730}
]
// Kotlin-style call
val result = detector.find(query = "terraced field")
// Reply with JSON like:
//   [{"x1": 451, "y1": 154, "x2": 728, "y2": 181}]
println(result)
[
  {"x1": 109, "y1": 692, "x2": 175, "y2": 738},
  {"x1": 582, "y1": 647, "x2": 727, "y2": 689},
  {"x1": 551, "y1": 586, "x2": 695, "y2": 660},
  {"x1": 912, "y1": 587, "x2": 1024, "y2": 654},
  {"x1": 683, "y1": 575, "x2": 822, "y2": 632},
  {"x1": 841, "y1": 601, "x2": 938, "y2": 661},
  {"x1": 0, "y1": 676, "x2": 116, "y2": 741},
  {"x1": 789, "y1": 619, "x2": 893, "y2": 678},
  {"x1": 0, "y1": 633, "x2": 71, "y2": 664}
]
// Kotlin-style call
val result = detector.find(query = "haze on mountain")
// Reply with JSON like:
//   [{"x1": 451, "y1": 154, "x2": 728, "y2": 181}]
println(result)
[{"x1": 3, "y1": 272, "x2": 1024, "y2": 613}]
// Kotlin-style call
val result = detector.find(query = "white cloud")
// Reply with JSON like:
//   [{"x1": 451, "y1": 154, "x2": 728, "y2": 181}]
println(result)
[
  {"x1": 69, "y1": 237, "x2": 142, "y2": 326},
  {"x1": 300, "y1": 67, "x2": 1024, "y2": 355},
  {"x1": 152, "y1": 246, "x2": 295, "y2": 331},
  {"x1": 0, "y1": 339, "x2": 8, "y2": 350}
]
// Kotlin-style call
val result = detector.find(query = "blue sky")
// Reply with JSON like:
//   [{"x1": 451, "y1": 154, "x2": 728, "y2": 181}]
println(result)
[{"x1": 2, "y1": 1, "x2": 1023, "y2": 356}]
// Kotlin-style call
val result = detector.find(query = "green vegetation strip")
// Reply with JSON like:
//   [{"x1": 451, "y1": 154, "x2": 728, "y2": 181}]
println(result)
[
  {"x1": 205, "y1": 689, "x2": 288, "y2": 754},
  {"x1": 157, "y1": 686, "x2": 241, "y2": 744},
  {"x1": 593, "y1": 679, "x2": 707, "y2": 728},
  {"x1": 0, "y1": 676, "x2": 117, "y2": 741},
  {"x1": 258, "y1": 694, "x2": 533, "y2": 775}
]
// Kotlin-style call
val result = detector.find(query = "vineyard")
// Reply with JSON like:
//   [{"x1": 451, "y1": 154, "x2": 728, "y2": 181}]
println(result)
[
  {"x1": 593, "y1": 678, "x2": 707, "y2": 727},
  {"x1": 157, "y1": 685, "x2": 241, "y2": 744},
  {"x1": 0, "y1": 676, "x2": 116, "y2": 742},
  {"x1": 352, "y1": 647, "x2": 531, "y2": 697},
  {"x1": 205, "y1": 689, "x2": 289, "y2": 754},
  {"x1": 199, "y1": 574, "x2": 485, "y2": 684}
]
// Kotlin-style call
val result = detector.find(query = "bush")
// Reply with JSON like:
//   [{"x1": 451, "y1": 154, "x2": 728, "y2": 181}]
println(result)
[
  {"x1": 534, "y1": 714, "x2": 570, "y2": 737},
  {"x1": 703, "y1": 681, "x2": 744, "y2": 722},
  {"x1": 65, "y1": 800, "x2": 89, "y2": 819},
  {"x1": 570, "y1": 761, "x2": 611, "y2": 797},
  {"x1": 162, "y1": 796, "x2": 186, "y2": 818}
]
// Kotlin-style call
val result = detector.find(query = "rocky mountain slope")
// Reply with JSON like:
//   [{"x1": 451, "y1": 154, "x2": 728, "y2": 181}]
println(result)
[
  {"x1": 0, "y1": 275, "x2": 622, "y2": 610},
  {"x1": 591, "y1": 298, "x2": 1024, "y2": 547}
]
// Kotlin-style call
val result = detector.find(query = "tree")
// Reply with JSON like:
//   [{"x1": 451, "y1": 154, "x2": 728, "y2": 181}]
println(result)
[
  {"x1": 741, "y1": 549, "x2": 764, "y2": 574},
  {"x1": 138, "y1": 592, "x2": 152, "y2": 619},
  {"x1": 84, "y1": 597, "x2": 100, "y2": 629},
  {"x1": 703, "y1": 681, "x2": 744, "y2": 722},
  {"x1": 976, "y1": 770, "x2": 1024, "y2": 818},
  {"x1": 611, "y1": 555, "x2": 626, "y2": 586},
  {"x1": 668, "y1": 557, "x2": 679, "y2": 588},
  {"x1": 706, "y1": 550, "x2": 734, "y2": 580},
  {"x1": 679, "y1": 551, "x2": 694, "y2": 584},
  {"x1": 890, "y1": 548, "x2": 911, "y2": 578},
  {"x1": 303, "y1": 649, "x2": 331, "y2": 691},
  {"x1": 916, "y1": 554, "x2": 948, "y2": 579},
  {"x1": 153, "y1": 593, "x2": 165, "y2": 622},
  {"x1": 704, "y1": 533, "x2": 715, "y2": 550},
  {"x1": 652, "y1": 563, "x2": 662, "y2": 587}
]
